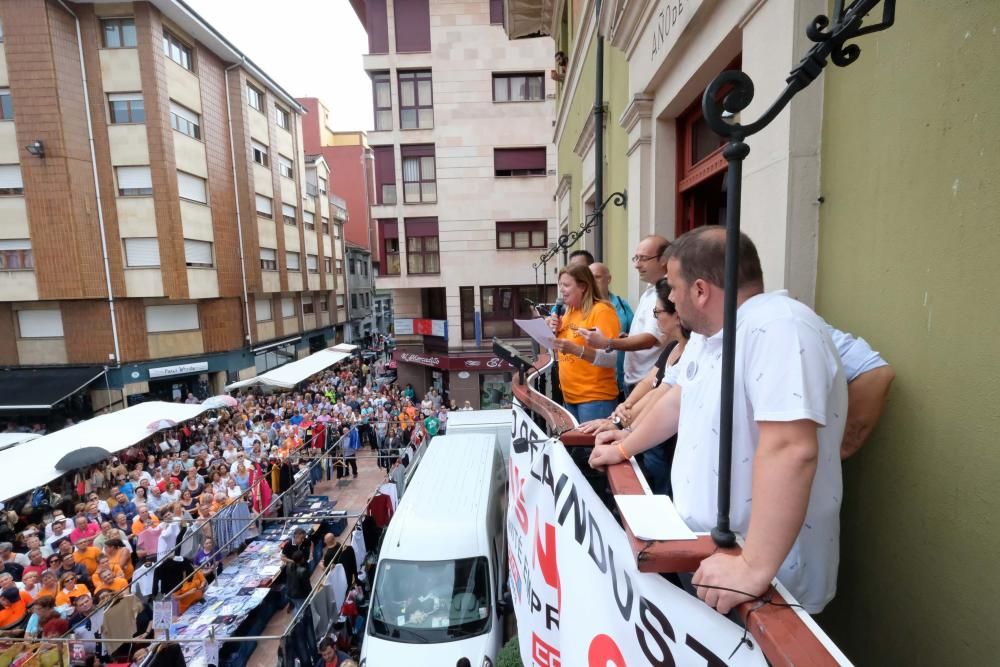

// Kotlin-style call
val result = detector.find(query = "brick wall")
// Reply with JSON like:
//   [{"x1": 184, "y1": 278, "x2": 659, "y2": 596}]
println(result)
[
  {"x1": 135, "y1": 4, "x2": 188, "y2": 299},
  {"x1": 0, "y1": 304, "x2": 18, "y2": 365},
  {"x1": 264, "y1": 87, "x2": 289, "y2": 293},
  {"x1": 199, "y1": 298, "x2": 245, "y2": 353},
  {"x1": 227, "y1": 70, "x2": 262, "y2": 293}
]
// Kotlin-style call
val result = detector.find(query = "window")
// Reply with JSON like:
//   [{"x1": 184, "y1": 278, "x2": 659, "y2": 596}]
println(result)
[
  {"x1": 0, "y1": 165, "x2": 24, "y2": 196},
  {"x1": 275, "y1": 105, "x2": 291, "y2": 130},
  {"x1": 318, "y1": 177, "x2": 327, "y2": 196},
  {"x1": 101, "y1": 18, "x2": 136, "y2": 48},
  {"x1": 0, "y1": 89, "x2": 11, "y2": 120},
  {"x1": 306, "y1": 254, "x2": 319, "y2": 273},
  {"x1": 169, "y1": 101, "x2": 200, "y2": 139},
  {"x1": 493, "y1": 73, "x2": 544, "y2": 102},
  {"x1": 255, "y1": 298, "x2": 272, "y2": 322},
  {"x1": 278, "y1": 154, "x2": 294, "y2": 179},
  {"x1": 324, "y1": 258, "x2": 332, "y2": 273},
  {"x1": 372, "y1": 146, "x2": 396, "y2": 205},
  {"x1": 321, "y1": 217, "x2": 330, "y2": 235},
  {"x1": 286, "y1": 250, "x2": 301, "y2": 271},
  {"x1": 336, "y1": 294, "x2": 345, "y2": 308},
  {"x1": 0, "y1": 240, "x2": 32, "y2": 271},
  {"x1": 251, "y1": 140, "x2": 269, "y2": 167},
  {"x1": 394, "y1": 0, "x2": 431, "y2": 53},
  {"x1": 302, "y1": 296, "x2": 314, "y2": 315},
  {"x1": 336, "y1": 259, "x2": 344, "y2": 274},
  {"x1": 366, "y1": 0, "x2": 389, "y2": 54},
  {"x1": 385, "y1": 238, "x2": 400, "y2": 275},
  {"x1": 163, "y1": 31, "x2": 193, "y2": 71},
  {"x1": 177, "y1": 171, "x2": 207, "y2": 203},
  {"x1": 319, "y1": 297, "x2": 329, "y2": 313},
  {"x1": 247, "y1": 84, "x2": 264, "y2": 112},
  {"x1": 255, "y1": 194, "x2": 273, "y2": 218},
  {"x1": 17, "y1": 309, "x2": 63, "y2": 338},
  {"x1": 676, "y1": 89, "x2": 730, "y2": 234},
  {"x1": 494, "y1": 147, "x2": 546, "y2": 176},
  {"x1": 401, "y1": 144, "x2": 435, "y2": 203},
  {"x1": 145, "y1": 304, "x2": 199, "y2": 333},
  {"x1": 497, "y1": 221, "x2": 547, "y2": 249},
  {"x1": 348, "y1": 259, "x2": 356, "y2": 275},
  {"x1": 399, "y1": 70, "x2": 433, "y2": 129},
  {"x1": 182, "y1": 239, "x2": 213, "y2": 268},
  {"x1": 116, "y1": 166, "x2": 152, "y2": 196},
  {"x1": 404, "y1": 218, "x2": 439, "y2": 274},
  {"x1": 471, "y1": 284, "x2": 556, "y2": 339},
  {"x1": 372, "y1": 72, "x2": 392, "y2": 130},
  {"x1": 123, "y1": 237, "x2": 160, "y2": 267},
  {"x1": 282, "y1": 203, "x2": 297, "y2": 226},
  {"x1": 351, "y1": 294, "x2": 358, "y2": 309},
  {"x1": 303, "y1": 210, "x2": 315, "y2": 230},
  {"x1": 281, "y1": 297, "x2": 295, "y2": 319},
  {"x1": 490, "y1": 0, "x2": 504, "y2": 24},
  {"x1": 108, "y1": 93, "x2": 144, "y2": 124},
  {"x1": 260, "y1": 247, "x2": 277, "y2": 271}
]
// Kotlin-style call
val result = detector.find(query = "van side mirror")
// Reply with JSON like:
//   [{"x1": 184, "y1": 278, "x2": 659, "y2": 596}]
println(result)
[{"x1": 497, "y1": 589, "x2": 513, "y2": 616}]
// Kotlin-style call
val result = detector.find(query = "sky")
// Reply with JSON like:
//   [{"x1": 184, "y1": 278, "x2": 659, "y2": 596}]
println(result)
[{"x1": 185, "y1": 0, "x2": 374, "y2": 131}]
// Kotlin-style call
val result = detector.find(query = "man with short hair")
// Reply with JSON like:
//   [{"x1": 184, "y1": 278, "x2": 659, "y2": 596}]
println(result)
[
  {"x1": 318, "y1": 637, "x2": 351, "y2": 666},
  {"x1": 590, "y1": 227, "x2": 846, "y2": 615},
  {"x1": 590, "y1": 261, "x2": 634, "y2": 395},
  {"x1": 568, "y1": 249, "x2": 595, "y2": 266}
]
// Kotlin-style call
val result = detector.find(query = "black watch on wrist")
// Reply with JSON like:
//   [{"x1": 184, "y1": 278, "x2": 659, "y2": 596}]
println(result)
[{"x1": 612, "y1": 415, "x2": 624, "y2": 429}]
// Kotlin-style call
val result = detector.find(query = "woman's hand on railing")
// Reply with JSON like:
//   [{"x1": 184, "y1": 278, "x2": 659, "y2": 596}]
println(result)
[
  {"x1": 612, "y1": 402, "x2": 633, "y2": 426},
  {"x1": 588, "y1": 441, "x2": 626, "y2": 470},
  {"x1": 577, "y1": 418, "x2": 615, "y2": 434}
]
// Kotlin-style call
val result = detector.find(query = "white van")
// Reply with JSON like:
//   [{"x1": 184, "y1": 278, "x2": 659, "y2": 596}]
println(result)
[
  {"x1": 361, "y1": 433, "x2": 508, "y2": 666},
  {"x1": 445, "y1": 409, "x2": 513, "y2": 460}
]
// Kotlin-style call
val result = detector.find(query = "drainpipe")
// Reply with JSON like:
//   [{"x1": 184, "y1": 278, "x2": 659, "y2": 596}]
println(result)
[
  {"x1": 56, "y1": 0, "x2": 122, "y2": 367},
  {"x1": 593, "y1": 0, "x2": 605, "y2": 262},
  {"x1": 224, "y1": 60, "x2": 255, "y2": 347}
]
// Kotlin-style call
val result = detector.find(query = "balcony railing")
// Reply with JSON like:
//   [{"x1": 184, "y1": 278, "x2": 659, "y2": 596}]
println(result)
[{"x1": 510, "y1": 352, "x2": 846, "y2": 667}]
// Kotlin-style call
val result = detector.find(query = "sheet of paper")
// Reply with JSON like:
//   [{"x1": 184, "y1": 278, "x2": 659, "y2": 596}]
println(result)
[
  {"x1": 515, "y1": 318, "x2": 556, "y2": 349},
  {"x1": 613, "y1": 494, "x2": 698, "y2": 541}
]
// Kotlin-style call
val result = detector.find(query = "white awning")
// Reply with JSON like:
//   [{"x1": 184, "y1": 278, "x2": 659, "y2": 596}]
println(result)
[
  {"x1": 225, "y1": 349, "x2": 350, "y2": 391},
  {"x1": 331, "y1": 343, "x2": 358, "y2": 353},
  {"x1": 0, "y1": 401, "x2": 212, "y2": 502},
  {"x1": 0, "y1": 433, "x2": 41, "y2": 453}
]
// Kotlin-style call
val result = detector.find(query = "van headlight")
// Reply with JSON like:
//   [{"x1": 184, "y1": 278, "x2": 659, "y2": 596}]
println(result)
[
  {"x1": 359, "y1": 661, "x2": 366, "y2": 667},
  {"x1": 482, "y1": 659, "x2": 493, "y2": 667}
]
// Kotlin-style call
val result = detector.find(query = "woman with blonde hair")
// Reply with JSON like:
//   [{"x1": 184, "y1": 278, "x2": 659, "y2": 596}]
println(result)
[{"x1": 546, "y1": 263, "x2": 621, "y2": 422}]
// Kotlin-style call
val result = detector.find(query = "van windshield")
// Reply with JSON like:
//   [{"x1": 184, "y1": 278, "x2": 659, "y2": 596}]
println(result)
[{"x1": 369, "y1": 557, "x2": 491, "y2": 643}]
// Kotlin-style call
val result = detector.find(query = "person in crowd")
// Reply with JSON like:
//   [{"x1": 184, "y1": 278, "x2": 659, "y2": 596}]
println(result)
[
  {"x1": 284, "y1": 550, "x2": 311, "y2": 613},
  {"x1": 319, "y1": 636, "x2": 352, "y2": 667},
  {"x1": 193, "y1": 537, "x2": 222, "y2": 580},
  {"x1": 546, "y1": 263, "x2": 621, "y2": 422},
  {"x1": 0, "y1": 587, "x2": 29, "y2": 631},
  {"x1": 567, "y1": 248, "x2": 595, "y2": 266},
  {"x1": 588, "y1": 261, "x2": 634, "y2": 396},
  {"x1": 22, "y1": 594, "x2": 56, "y2": 639},
  {"x1": 590, "y1": 227, "x2": 846, "y2": 615},
  {"x1": 37, "y1": 571, "x2": 59, "y2": 600},
  {"x1": 55, "y1": 572, "x2": 89, "y2": 606}
]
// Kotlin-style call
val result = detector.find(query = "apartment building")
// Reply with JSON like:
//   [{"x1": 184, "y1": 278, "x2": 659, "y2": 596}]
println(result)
[
  {"x1": 0, "y1": 0, "x2": 345, "y2": 416},
  {"x1": 350, "y1": 0, "x2": 556, "y2": 407},
  {"x1": 345, "y1": 244, "x2": 376, "y2": 342}
]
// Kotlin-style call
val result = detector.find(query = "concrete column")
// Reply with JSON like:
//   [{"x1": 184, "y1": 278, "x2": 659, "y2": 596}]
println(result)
[{"x1": 620, "y1": 95, "x2": 654, "y2": 304}]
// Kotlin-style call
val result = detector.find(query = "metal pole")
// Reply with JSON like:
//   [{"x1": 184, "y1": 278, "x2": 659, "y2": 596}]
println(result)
[{"x1": 592, "y1": 0, "x2": 605, "y2": 262}]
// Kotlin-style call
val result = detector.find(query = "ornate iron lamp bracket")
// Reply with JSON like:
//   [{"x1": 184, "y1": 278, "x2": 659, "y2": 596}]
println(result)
[{"x1": 532, "y1": 190, "x2": 627, "y2": 271}]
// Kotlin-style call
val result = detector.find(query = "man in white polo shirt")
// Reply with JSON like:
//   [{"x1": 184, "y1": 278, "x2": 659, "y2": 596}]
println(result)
[{"x1": 589, "y1": 226, "x2": 846, "y2": 615}]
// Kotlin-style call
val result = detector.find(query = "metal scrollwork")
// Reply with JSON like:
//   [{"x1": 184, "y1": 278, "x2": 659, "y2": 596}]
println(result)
[{"x1": 532, "y1": 190, "x2": 627, "y2": 271}]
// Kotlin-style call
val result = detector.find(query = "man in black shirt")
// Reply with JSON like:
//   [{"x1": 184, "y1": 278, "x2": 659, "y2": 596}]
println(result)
[{"x1": 281, "y1": 528, "x2": 311, "y2": 567}]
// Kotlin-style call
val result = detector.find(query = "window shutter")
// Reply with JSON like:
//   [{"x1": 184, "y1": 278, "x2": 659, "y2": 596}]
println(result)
[
  {"x1": 184, "y1": 239, "x2": 213, "y2": 266},
  {"x1": 255, "y1": 298, "x2": 272, "y2": 321},
  {"x1": 303, "y1": 210, "x2": 315, "y2": 224},
  {"x1": 145, "y1": 304, "x2": 198, "y2": 333},
  {"x1": 255, "y1": 194, "x2": 272, "y2": 216},
  {"x1": 110, "y1": 92, "x2": 143, "y2": 103},
  {"x1": 281, "y1": 297, "x2": 295, "y2": 318},
  {"x1": 286, "y1": 251, "x2": 300, "y2": 270},
  {"x1": 17, "y1": 309, "x2": 64, "y2": 338},
  {"x1": 306, "y1": 254, "x2": 318, "y2": 271},
  {"x1": 169, "y1": 101, "x2": 199, "y2": 125},
  {"x1": 177, "y1": 171, "x2": 207, "y2": 203},
  {"x1": 282, "y1": 203, "x2": 296, "y2": 218},
  {"x1": 260, "y1": 248, "x2": 276, "y2": 261},
  {"x1": 124, "y1": 237, "x2": 160, "y2": 267},
  {"x1": 0, "y1": 239, "x2": 31, "y2": 251},
  {"x1": 404, "y1": 217, "x2": 438, "y2": 237},
  {"x1": 117, "y1": 166, "x2": 152, "y2": 189},
  {"x1": 0, "y1": 165, "x2": 22, "y2": 189},
  {"x1": 494, "y1": 147, "x2": 546, "y2": 171},
  {"x1": 252, "y1": 140, "x2": 268, "y2": 155}
]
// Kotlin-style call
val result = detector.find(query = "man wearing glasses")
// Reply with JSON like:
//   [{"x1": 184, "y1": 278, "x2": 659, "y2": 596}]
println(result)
[{"x1": 579, "y1": 235, "x2": 669, "y2": 395}]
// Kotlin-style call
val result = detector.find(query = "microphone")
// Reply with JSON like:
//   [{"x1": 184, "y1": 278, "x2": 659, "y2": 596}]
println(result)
[{"x1": 550, "y1": 293, "x2": 564, "y2": 317}]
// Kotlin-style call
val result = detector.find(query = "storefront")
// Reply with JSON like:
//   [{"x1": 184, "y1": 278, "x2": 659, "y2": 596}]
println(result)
[
  {"x1": 146, "y1": 361, "x2": 212, "y2": 403},
  {"x1": 604, "y1": 0, "x2": 825, "y2": 303},
  {"x1": 392, "y1": 350, "x2": 518, "y2": 409}
]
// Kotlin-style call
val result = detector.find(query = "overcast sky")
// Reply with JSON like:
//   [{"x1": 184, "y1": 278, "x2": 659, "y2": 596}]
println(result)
[{"x1": 185, "y1": 0, "x2": 373, "y2": 131}]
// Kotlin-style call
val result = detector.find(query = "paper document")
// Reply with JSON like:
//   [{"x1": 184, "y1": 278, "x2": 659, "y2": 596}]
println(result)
[
  {"x1": 614, "y1": 494, "x2": 698, "y2": 541},
  {"x1": 515, "y1": 318, "x2": 557, "y2": 349}
]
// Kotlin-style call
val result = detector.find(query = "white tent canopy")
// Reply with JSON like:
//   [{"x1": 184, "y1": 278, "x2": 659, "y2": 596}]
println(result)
[
  {"x1": 331, "y1": 343, "x2": 358, "y2": 353},
  {"x1": 0, "y1": 401, "x2": 211, "y2": 502},
  {"x1": 225, "y1": 349, "x2": 350, "y2": 391},
  {"x1": 0, "y1": 432, "x2": 41, "y2": 453}
]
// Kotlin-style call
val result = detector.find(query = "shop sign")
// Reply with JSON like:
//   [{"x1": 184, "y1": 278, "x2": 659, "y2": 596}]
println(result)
[
  {"x1": 649, "y1": 0, "x2": 700, "y2": 63},
  {"x1": 398, "y1": 352, "x2": 442, "y2": 368},
  {"x1": 394, "y1": 350, "x2": 516, "y2": 371},
  {"x1": 393, "y1": 318, "x2": 447, "y2": 337},
  {"x1": 148, "y1": 361, "x2": 209, "y2": 379}
]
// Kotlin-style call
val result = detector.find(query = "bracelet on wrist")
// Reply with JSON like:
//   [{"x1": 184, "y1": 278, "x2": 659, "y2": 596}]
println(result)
[{"x1": 617, "y1": 442, "x2": 631, "y2": 460}]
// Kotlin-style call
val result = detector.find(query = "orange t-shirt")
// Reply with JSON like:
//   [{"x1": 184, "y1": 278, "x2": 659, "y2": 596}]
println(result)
[
  {"x1": 55, "y1": 583, "x2": 89, "y2": 607},
  {"x1": 556, "y1": 302, "x2": 621, "y2": 404},
  {"x1": 73, "y1": 547, "x2": 102, "y2": 575},
  {"x1": 95, "y1": 577, "x2": 129, "y2": 595},
  {"x1": 132, "y1": 514, "x2": 160, "y2": 536}
]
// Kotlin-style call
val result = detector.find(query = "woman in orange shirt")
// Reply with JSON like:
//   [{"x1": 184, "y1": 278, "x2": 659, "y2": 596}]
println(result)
[
  {"x1": 54, "y1": 573, "x2": 89, "y2": 607},
  {"x1": 546, "y1": 264, "x2": 621, "y2": 423},
  {"x1": 173, "y1": 567, "x2": 207, "y2": 615}
]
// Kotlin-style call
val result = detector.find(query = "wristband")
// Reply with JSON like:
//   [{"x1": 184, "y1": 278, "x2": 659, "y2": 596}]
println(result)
[{"x1": 617, "y1": 442, "x2": 631, "y2": 460}]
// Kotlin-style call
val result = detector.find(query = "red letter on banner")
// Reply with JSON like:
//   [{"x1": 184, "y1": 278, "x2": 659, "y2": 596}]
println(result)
[
  {"x1": 588, "y1": 634, "x2": 627, "y2": 667},
  {"x1": 532, "y1": 633, "x2": 562, "y2": 667},
  {"x1": 511, "y1": 462, "x2": 528, "y2": 534},
  {"x1": 533, "y1": 508, "x2": 561, "y2": 608}
]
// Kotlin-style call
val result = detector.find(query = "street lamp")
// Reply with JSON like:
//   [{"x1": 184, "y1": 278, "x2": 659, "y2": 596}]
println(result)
[{"x1": 25, "y1": 140, "x2": 45, "y2": 159}]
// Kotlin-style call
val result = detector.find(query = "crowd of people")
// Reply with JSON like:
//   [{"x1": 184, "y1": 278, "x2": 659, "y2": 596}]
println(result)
[
  {"x1": 0, "y1": 339, "x2": 445, "y2": 665},
  {"x1": 544, "y1": 230, "x2": 896, "y2": 615}
]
